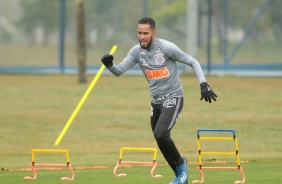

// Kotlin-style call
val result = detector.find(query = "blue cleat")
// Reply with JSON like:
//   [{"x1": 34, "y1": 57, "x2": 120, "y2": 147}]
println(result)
[
  {"x1": 176, "y1": 156, "x2": 188, "y2": 184},
  {"x1": 169, "y1": 177, "x2": 179, "y2": 184}
]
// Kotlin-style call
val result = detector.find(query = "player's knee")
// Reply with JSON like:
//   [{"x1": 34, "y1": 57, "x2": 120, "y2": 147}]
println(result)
[{"x1": 154, "y1": 131, "x2": 168, "y2": 143}]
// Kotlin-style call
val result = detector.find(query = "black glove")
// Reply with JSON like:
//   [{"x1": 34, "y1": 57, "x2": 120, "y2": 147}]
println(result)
[
  {"x1": 200, "y1": 82, "x2": 217, "y2": 103},
  {"x1": 101, "y1": 54, "x2": 113, "y2": 68}
]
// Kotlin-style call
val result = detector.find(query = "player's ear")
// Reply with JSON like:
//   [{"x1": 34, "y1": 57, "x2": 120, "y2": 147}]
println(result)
[{"x1": 152, "y1": 29, "x2": 156, "y2": 37}]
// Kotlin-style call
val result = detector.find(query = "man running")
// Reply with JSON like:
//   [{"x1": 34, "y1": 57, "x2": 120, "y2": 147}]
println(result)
[{"x1": 101, "y1": 17, "x2": 217, "y2": 184}]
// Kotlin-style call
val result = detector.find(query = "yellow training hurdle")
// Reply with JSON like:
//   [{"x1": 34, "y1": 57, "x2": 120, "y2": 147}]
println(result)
[
  {"x1": 192, "y1": 129, "x2": 245, "y2": 184},
  {"x1": 113, "y1": 147, "x2": 162, "y2": 178},
  {"x1": 24, "y1": 149, "x2": 74, "y2": 181}
]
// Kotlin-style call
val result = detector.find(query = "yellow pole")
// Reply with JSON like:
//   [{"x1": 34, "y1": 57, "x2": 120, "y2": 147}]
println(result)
[
  {"x1": 235, "y1": 138, "x2": 241, "y2": 166},
  {"x1": 196, "y1": 139, "x2": 202, "y2": 165},
  {"x1": 54, "y1": 45, "x2": 117, "y2": 146}
]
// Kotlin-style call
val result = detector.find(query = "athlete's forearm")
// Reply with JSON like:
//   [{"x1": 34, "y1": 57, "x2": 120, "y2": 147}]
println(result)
[
  {"x1": 189, "y1": 57, "x2": 206, "y2": 84},
  {"x1": 108, "y1": 55, "x2": 137, "y2": 76}
]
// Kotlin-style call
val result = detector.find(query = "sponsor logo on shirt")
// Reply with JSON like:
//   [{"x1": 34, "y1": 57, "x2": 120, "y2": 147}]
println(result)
[
  {"x1": 140, "y1": 59, "x2": 153, "y2": 70},
  {"x1": 154, "y1": 46, "x2": 161, "y2": 52},
  {"x1": 145, "y1": 67, "x2": 170, "y2": 80},
  {"x1": 140, "y1": 58, "x2": 146, "y2": 62},
  {"x1": 140, "y1": 49, "x2": 146, "y2": 55}
]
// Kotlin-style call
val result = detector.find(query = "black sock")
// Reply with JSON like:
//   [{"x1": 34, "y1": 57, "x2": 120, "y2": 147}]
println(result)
[
  {"x1": 168, "y1": 162, "x2": 178, "y2": 176},
  {"x1": 176, "y1": 156, "x2": 184, "y2": 166}
]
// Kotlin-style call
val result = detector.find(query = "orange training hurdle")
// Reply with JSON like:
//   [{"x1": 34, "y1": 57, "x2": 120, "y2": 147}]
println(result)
[
  {"x1": 113, "y1": 147, "x2": 162, "y2": 178},
  {"x1": 192, "y1": 129, "x2": 245, "y2": 184},
  {"x1": 24, "y1": 149, "x2": 74, "y2": 180}
]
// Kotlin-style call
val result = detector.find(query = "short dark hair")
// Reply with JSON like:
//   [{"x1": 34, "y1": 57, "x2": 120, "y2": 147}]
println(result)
[{"x1": 138, "y1": 17, "x2": 155, "y2": 29}]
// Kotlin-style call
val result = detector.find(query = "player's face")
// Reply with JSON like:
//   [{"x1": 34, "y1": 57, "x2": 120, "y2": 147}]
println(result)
[{"x1": 138, "y1": 24, "x2": 156, "y2": 49}]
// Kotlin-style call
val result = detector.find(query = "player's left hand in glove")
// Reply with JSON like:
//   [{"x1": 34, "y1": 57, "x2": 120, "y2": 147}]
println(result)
[
  {"x1": 200, "y1": 82, "x2": 217, "y2": 103},
  {"x1": 101, "y1": 54, "x2": 113, "y2": 68}
]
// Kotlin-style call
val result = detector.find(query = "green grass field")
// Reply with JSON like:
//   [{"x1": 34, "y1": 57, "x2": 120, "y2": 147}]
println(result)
[{"x1": 0, "y1": 74, "x2": 281, "y2": 183}]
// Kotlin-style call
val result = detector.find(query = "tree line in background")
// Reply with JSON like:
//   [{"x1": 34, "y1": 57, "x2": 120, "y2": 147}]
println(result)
[{"x1": 1, "y1": 0, "x2": 282, "y2": 47}]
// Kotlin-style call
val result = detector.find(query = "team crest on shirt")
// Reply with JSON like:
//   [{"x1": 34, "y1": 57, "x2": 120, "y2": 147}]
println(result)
[{"x1": 154, "y1": 53, "x2": 165, "y2": 65}]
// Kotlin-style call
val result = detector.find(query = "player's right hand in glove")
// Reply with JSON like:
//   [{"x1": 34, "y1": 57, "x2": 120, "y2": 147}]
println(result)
[
  {"x1": 101, "y1": 54, "x2": 113, "y2": 68},
  {"x1": 200, "y1": 82, "x2": 217, "y2": 103}
]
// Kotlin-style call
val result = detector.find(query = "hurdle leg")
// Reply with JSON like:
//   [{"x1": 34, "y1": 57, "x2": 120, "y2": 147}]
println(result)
[
  {"x1": 61, "y1": 164, "x2": 75, "y2": 180},
  {"x1": 113, "y1": 161, "x2": 119, "y2": 176},
  {"x1": 24, "y1": 164, "x2": 37, "y2": 180},
  {"x1": 150, "y1": 162, "x2": 162, "y2": 178},
  {"x1": 192, "y1": 167, "x2": 204, "y2": 184},
  {"x1": 234, "y1": 167, "x2": 245, "y2": 184},
  {"x1": 113, "y1": 161, "x2": 127, "y2": 176}
]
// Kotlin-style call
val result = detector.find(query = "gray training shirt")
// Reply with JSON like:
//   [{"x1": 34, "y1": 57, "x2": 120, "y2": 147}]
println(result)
[{"x1": 108, "y1": 38, "x2": 206, "y2": 104}]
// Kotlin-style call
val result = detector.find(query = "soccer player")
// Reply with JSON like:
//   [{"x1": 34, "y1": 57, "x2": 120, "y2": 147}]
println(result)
[{"x1": 101, "y1": 17, "x2": 217, "y2": 184}]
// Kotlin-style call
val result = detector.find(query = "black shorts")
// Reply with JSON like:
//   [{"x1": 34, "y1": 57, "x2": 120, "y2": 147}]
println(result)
[{"x1": 151, "y1": 97, "x2": 184, "y2": 134}]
